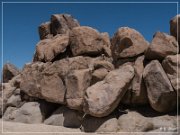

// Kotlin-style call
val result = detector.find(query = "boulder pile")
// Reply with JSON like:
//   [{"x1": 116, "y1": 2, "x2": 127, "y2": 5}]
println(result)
[{"x1": 1, "y1": 14, "x2": 179, "y2": 133}]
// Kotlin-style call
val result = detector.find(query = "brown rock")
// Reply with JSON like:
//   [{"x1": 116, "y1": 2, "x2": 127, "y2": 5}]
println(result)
[
  {"x1": 143, "y1": 60, "x2": 177, "y2": 112},
  {"x1": 162, "y1": 54, "x2": 180, "y2": 98},
  {"x1": 65, "y1": 69, "x2": 92, "y2": 110},
  {"x1": 0, "y1": 83, "x2": 16, "y2": 116},
  {"x1": 70, "y1": 26, "x2": 111, "y2": 57},
  {"x1": 83, "y1": 65, "x2": 134, "y2": 117},
  {"x1": 170, "y1": 15, "x2": 180, "y2": 44},
  {"x1": 118, "y1": 111, "x2": 154, "y2": 132},
  {"x1": 111, "y1": 27, "x2": 149, "y2": 60},
  {"x1": 50, "y1": 14, "x2": 80, "y2": 36},
  {"x1": 38, "y1": 22, "x2": 53, "y2": 40},
  {"x1": 3, "y1": 63, "x2": 20, "y2": 83},
  {"x1": 33, "y1": 34, "x2": 69, "y2": 62},
  {"x1": 3, "y1": 102, "x2": 43, "y2": 124},
  {"x1": 131, "y1": 56, "x2": 148, "y2": 105},
  {"x1": 20, "y1": 62, "x2": 66, "y2": 104},
  {"x1": 145, "y1": 32, "x2": 178, "y2": 60},
  {"x1": 91, "y1": 60, "x2": 114, "y2": 85},
  {"x1": 122, "y1": 56, "x2": 148, "y2": 105}
]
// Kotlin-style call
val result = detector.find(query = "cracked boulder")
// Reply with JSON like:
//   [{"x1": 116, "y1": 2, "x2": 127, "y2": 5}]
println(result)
[
  {"x1": 143, "y1": 60, "x2": 177, "y2": 112},
  {"x1": 20, "y1": 62, "x2": 66, "y2": 104},
  {"x1": 83, "y1": 65, "x2": 134, "y2": 117},
  {"x1": 162, "y1": 54, "x2": 180, "y2": 99}
]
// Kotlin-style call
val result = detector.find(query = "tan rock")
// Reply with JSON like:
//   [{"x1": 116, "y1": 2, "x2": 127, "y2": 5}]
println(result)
[
  {"x1": 65, "y1": 69, "x2": 92, "y2": 110},
  {"x1": 145, "y1": 32, "x2": 178, "y2": 60},
  {"x1": 143, "y1": 60, "x2": 177, "y2": 112},
  {"x1": 111, "y1": 27, "x2": 149, "y2": 60},
  {"x1": 3, "y1": 102, "x2": 43, "y2": 124},
  {"x1": 33, "y1": 34, "x2": 69, "y2": 62},
  {"x1": 162, "y1": 54, "x2": 180, "y2": 98},
  {"x1": 51, "y1": 14, "x2": 80, "y2": 35},
  {"x1": 70, "y1": 26, "x2": 111, "y2": 57},
  {"x1": 170, "y1": 14, "x2": 180, "y2": 44},
  {"x1": 122, "y1": 56, "x2": 148, "y2": 105},
  {"x1": 20, "y1": 62, "x2": 66, "y2": 104},
  {"x1": 38, "y1": 22, "x2": 53, "y2": 40},
  {"x1": 84, "y1": 65, "x2": 134, "y2": 117}
]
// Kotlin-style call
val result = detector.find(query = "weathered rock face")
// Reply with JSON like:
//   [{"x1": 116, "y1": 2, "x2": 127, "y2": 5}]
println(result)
[
  {"x1": 20, "y1": 62, "x2": 66, "y2": 104},
  {"x1": 83, "y1": 65, "x2": 134, "y2": 117},
  {"x1": 3, "y1": 102, "x2": 43, "y2": 124},
  {"x1": 122, "y1": 56, "x2": 148, "y2": 105},
  {"x1": 91, "y1": 60, "x2": 114, "y2": 85},
  {"x1": 33, "y1": 34, "x2": 69, "y2": 62},
  {"x1": 118, "y1": 111, "x2": 154, "y2": 132},
  {"x1": 70, "y1": 26, "x2": 111, "y2": 57},
  {"x1": 81, "y1": 115, "x2": 118, "y2": 132},
  {"x1": 6, "y1": 88, "x2": 23, "y2": 108},
  {"x1": 0, "y1": 83, "x2": 16, "y2": 116},
  {"x1": 65, "y1": 69, "x2": 92, "y2": 110},
  {"x1": 44, "y1": 106, "x2": 81, "y2": 128},
  {"x1": 2, "y1": 63, "x2": 20, "y2": 83},
  {"x1": 38, "y1": 22, "x2": 53, "y2": 40},
  {"x1": 50, "y1": 14, "x2": 80, "y2": 36},
  {"x1": 143, "y1": 60, "x2": 177, "y2": 112},
  {"x1": 162, "y1": 54, "x2": 180, "y2": 98},
  {"x1": 145, "y1": 32, "x2": 178, "y2": 60},
  {"x1": 170, "y1": 14, "x2": 180, "y2": 44},
  {"x1": 111, "y1": 27, "x2": 149, "y2": 60}
]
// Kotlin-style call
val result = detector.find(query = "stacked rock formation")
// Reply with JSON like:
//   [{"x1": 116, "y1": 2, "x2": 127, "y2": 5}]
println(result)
[{"x1": 1, "y1": 14, "x2": 179, "y2": 132}]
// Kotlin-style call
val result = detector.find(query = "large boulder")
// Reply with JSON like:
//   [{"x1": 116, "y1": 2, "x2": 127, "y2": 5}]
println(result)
[
  {"x1": 170, "y1": 15, "x2": 180, "y2": 44},
  {"x1": 38, "y1": 22, "x2": 53, "y2": 40},
  {"x1": 81, "y1": 115, "x2": 118, "y2": 132},
  {"x1": 33, "y1": 34, "x2": 69, "y2": 62},
  {"x1": 69, "y1": 26, "x2": 111, "y2": 57},
  {"x1": 111, "y1": 27, "x2": 149, "y2": 60},
  {"x1": 162, "y1": 54, "x2": 180, "y2": 98},
  {"x1": 6, "y1": 88, "x2": 24, "y2": 108},
  {"x1": 65, "y1": 69, "x2": 92, "y2": 110},
  {"x1": 2, "y1": 63, "x2": 20, "y2": 83},
  {"x1": 83, "y1": 65, "x2": 134, "y2": 117},
  {"x1": 143, "y1": 60, "x2": 177, "y2": 112},
  {"x1": 20, "y1": 62, "x2": 66, "y2": 104},
  {"x1": 118, "y1": 111, "x2": 154, "y2": 132},
  {"x1": 44, "y1": 106, "x2": 81, "y2": 128},
  {"x1": 145, "y1": 32, "x2": 178, "y2": 60},
  {"x1": 50, "y1": 14, "x2": 80, "y2": 36},
  {"x1": 3, "y1": 102, "x2": 43, "y2": 124}
]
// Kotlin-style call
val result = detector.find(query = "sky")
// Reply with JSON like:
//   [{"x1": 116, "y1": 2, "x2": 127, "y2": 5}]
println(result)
[{"x1": 0, "y1": 0, "x2": 178, "y2": 71}]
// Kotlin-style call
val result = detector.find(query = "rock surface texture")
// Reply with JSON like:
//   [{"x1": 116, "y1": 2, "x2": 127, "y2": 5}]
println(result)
[
  {"x1": 145, "y1": 32, "x2": 178, "y2": 60},
  {"x1": 143, "y1": 60, "x2": 177, "y2": 112},
  {"x1": 1, "y1": 13, "x2": 178, "y2": 134},
  {"x1": 83, "y1": 65, "x2": 134, "y2": 117}
]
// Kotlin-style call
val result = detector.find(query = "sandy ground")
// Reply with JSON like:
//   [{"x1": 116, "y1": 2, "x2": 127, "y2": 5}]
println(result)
[{"x1": 0, "y1": 119, "x2": 179, "y2": 135}]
